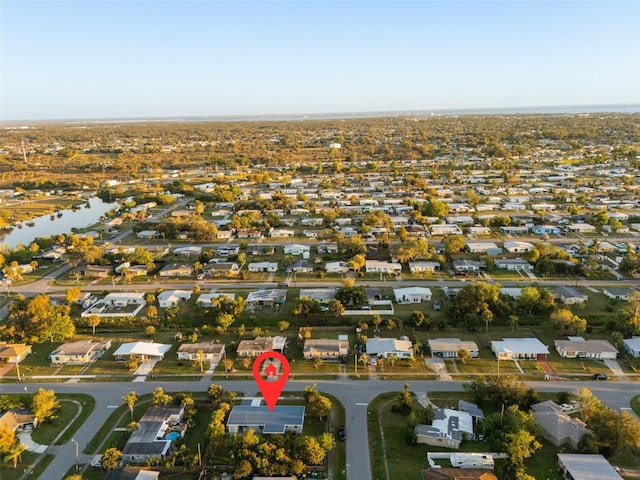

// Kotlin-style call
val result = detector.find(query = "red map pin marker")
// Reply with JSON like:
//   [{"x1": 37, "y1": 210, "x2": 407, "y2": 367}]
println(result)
[{"x1": 252, "y1": 351, "x2": 290, "y2": 412}]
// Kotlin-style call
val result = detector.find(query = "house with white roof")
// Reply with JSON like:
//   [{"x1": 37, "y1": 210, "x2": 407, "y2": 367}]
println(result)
[
  {"x1": 365, "y1": 260, "x2": 401, "y2": 274},
  {"x1": 303, "y1": 336, "x2": 349, "y2": 360},
  {"x1": 157, "y1": 290, "x2": 192, "y2": 308},
  {"x1": 103, "y1": 292, "x2": 146, "y2": 307},
  {"x1": 196, "y1": 292, "x2": 236, "y2": 308},
  {"x1": 248, "y1": 262, "x2": 278, "y2": 273},
  {"x1": 113, "y1": 342, "x2": 172, "y2": 361},
  {"x1": 366, "y1": 336, "x2": 413, "y2": 359},
  {"x1": 504, "y1": 241, "x2": 535, "y2": 253},
  {"x1": 416, "y1": 407, "x2": 475, "y2": 449},
  {"x1": 491, "y1": 338, "x2": 549, "y2": 360},
  {"x1": 393, "y1": 287, "x2": 432, "y2": 304},
  {"x1": 283, "y1": 244, "x2": 311, "y2": 256},
  {"x1": 325, "y1": 261, "x2": 349, "y2": 274},
  {"x1": 493, "y1": 258, "x2": 533, "y2": 271}
]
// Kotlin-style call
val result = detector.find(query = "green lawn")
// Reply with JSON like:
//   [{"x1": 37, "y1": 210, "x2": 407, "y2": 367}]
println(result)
[{"x1": 0, "y1": 452, "x2": 54, "y2": 480}]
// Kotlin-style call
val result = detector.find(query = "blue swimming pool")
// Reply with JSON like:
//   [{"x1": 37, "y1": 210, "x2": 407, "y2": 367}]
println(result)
[{"x1": 166, "y1": 432, "x2": 180, "y2": 441}]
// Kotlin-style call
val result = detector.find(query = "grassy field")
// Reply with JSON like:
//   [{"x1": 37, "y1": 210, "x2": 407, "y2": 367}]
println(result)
[
  {"x1": 0, "y1": 452, "x2": 54, "y2": 480},
  {"x1": 30, "y1": 394, "x2": 95, "y2": 445}
]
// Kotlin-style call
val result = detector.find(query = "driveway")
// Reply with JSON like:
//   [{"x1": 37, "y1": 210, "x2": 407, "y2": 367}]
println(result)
[
  {"x1": 603, "y1": 358, "x2": 626, "y2": 378},
  {"x1": 424, "y1": 358, "x2": 452, "y2": 381}
]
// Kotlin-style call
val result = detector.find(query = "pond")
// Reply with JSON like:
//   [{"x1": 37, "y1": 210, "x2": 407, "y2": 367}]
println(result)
[{"x1": 0, "y1": 197, "x2": 117, "y2": 248}]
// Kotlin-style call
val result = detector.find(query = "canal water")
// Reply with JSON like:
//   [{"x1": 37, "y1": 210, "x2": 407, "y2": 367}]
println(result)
[{"x1": 0, "y1": 197, "x2": 117, "y2": 248}]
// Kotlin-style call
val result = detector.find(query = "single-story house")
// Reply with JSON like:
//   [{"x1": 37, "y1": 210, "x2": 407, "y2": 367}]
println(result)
[
  {"x1": 566, "y1": 223, "x2": 597, "y2": 234},
  {"x1": 554, "y1": 337, "x2": 618, "y2": 360},
  {"x1": 299, "y1": 288, "x2": 336, "y2": 305},
  {"x1": 82, "y1": 265, "x2": 113, "y2": 277},
  {"x1": 196, "y1": 292, "x2": 236, "y2": 308},
  {"x1": 49, "y1": 340, "x2": 112, "y2": 365},
  {"x1": 303, "y1": 336, "x2": 349, "y2": 360},
  {"x1": 532, "y1": 225, "x2": 561, "y2": 235},
  {"x1": 416, "y1": 407, "x2": 474, "y2": 449},
  {"x1": 428, "y1": 338, "x2": 479, "y2": 359},
  {"x1": 553, "y1": 286, "x2": 588, "y2": 305},
  {"x1": 325, "y1": 261, "x2": 349, "y2": 274},
  {"x1": 103, "y1": 292, "x2": 146, "y2": 307},
  {"x1": 491, "y1": 338, "x2": 549, "y2": 360},
  {"x1": 137, "y1": 230, "x2": 158, "y2": 239},
  {"x1": 122, "y1": 405, "x2": 186, "y2": 464},
  {"x1": 366, "y1": 336, "x2": 413, "y2": 359},
  {"x1": 237, "y1": 228, "x2": 263, "y2": 239},
  {"x1": 286, "y1": 259, "x2": 313, "y2": 273},
  {"x1": 157, "y1": 290, "x2": 192, "y2": 308},
  {"x1": 0, "y1": 342, "x2": 32, "y2": 364},
  {"x1": 532, "y1": 401, "x2": 591, "y2": 449},
  {"x1": 365, "y1": 260, "x2": 402, "y2": 274},
  {"x1": 452, "y1": 259, "x2": 486, "y2": 273},
  {"x1": 493, "y1": 258, "x2": 533, "y2": 271},
  {"x1": 173, "y1": 246, "x2": 202, "y2": 256},
  {"x1": 623, "y1": 337, "x2": 640, "y2": 358},
  {"x1": 603, "y1": 287, "x2": 636, "y2": 301},
  {"x1": 268, "y1": 228, "x2": 294, "y2": 238},
  {"x1": 113, "y1": 342, "x2": 172, "y2": 361},
  {"x1": 248, "y1": 262, "x2": 278, "y2": 273},
  {"x1": 503, "y1": 241, "x2": 534, "y2": 253},
  {"x1": 246, "y1": 289, "x2": 287, "y2": 307},
  {"x1": 176, "y1": 342, "x2": 225, "y2": 362},
  {"x1": 236, "y1": 336, "x2": 287, "y2": 357},
  {"x1": 393, "y1": 287, "x2": 432, "y2": 304},
  {"x1": 0, "y1": 408, "x2": 38, "y2": 432},
  {"x1": 408, "y1": 261, "x2": 441, "y2": 273},
  {"x1": 204, "y1": 262, "x2": 241, "y2": 276},
  {"x1": 227, "y1": 405, "x2": 305, "y2": 435},
  {"x1": 283, "y1": 244, "x2": 311, "y2": 256},
  {"x1": 158, "y1": 263, "x2": 194, "y2": 277},
  {"x1": 557, "y1": 454, "x2": 623, "y2": 480},
  {"x1": 430, "y1": 224, "x2": 463, "y2": 236},
  {"x1": 465, "y1": 242, "x2": 502, "y2": 255}
]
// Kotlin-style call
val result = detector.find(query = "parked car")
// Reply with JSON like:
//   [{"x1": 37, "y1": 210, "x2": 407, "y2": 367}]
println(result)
[
  {"x1": 337, "y1": 426, "x2": 346, "y2": 441},
  {"x1": 592, "y1": 373, "x2": 608, "y2": 380},
  {"x1": 559, "y1": 403, "x2": 574, "y2": 412}
]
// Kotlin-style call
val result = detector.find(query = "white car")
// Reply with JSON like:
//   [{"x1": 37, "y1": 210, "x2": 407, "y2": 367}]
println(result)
[{"x1": 559, "y1": 403, "x2": 574, "y2": 412}]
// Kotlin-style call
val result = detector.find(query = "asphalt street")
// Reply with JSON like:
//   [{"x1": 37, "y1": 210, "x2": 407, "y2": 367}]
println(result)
[{"x1": 1, "y1": 378, "x2": 638, "y2": 480}]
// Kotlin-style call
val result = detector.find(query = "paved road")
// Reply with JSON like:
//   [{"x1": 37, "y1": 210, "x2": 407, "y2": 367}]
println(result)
[{"x1": 2, "y1": 378, "x2": 638, "y2": 480}]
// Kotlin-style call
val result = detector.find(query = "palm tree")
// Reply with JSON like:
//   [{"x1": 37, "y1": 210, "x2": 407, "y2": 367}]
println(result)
[
  {"x1": 4, "y1": 441, "x2": 27, "y2": 469},
  {"x1": 123, "y1": 391, "x2": 138, "y2": 421}
]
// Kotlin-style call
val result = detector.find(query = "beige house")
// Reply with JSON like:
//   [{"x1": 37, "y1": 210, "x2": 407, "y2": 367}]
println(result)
[
  {"x1": 303, "y1": 336, "x2": 349, "y2": 360},
  {"x1": 176, "y1": 342, "x2": 225, "y2": 362},
  {"x1": 236, "y1": 336, "x2": 287, "y2": 357},
  {"x1": 49, "y1": 340, "x2": 112, "y2": 365},
  {"x1": 0, "y1": 342, "x2": 32, "y2": 364}
]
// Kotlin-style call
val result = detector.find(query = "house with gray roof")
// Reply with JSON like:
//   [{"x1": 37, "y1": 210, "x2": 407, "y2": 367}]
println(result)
[
  {"x1": 553, "y1": 286, "x2": 588, "y2": 305},
  {"x1": 622, "y1": 337, "x2": 640, "y2": 358},
  {"x1": 227, "y1": 405, "x2": 305, "y2": 435},
  {"x1": 428, "y1": 339, "x2": 479, "y2": 359},
  {"x1": 532, "y1": 401, "x2": 590, "y2": 449},
  {"x1": 557, "y1": 454, "x2": 622, "y2": 480},
  {"x1": 554, "y1": 337, "x2": 618, "y2": 360},
  {"x1": 122, "y1": 405, "x2": 185, "y2": 464}
]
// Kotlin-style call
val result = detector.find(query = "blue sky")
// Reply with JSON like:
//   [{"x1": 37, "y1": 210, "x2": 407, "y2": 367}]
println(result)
[{"x1": 1, "y1": 0, "x2": 639, "y2": 120}]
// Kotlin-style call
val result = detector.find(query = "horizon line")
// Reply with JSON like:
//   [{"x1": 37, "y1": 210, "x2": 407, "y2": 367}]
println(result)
[{"x1": 3, "y1": 102, "x2": 640, "y2": 125}]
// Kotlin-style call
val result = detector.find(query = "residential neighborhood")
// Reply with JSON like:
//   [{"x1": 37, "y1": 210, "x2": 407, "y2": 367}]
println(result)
[{"x1": 0, "y1": 114, "x2": 639, "y2": 480}]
